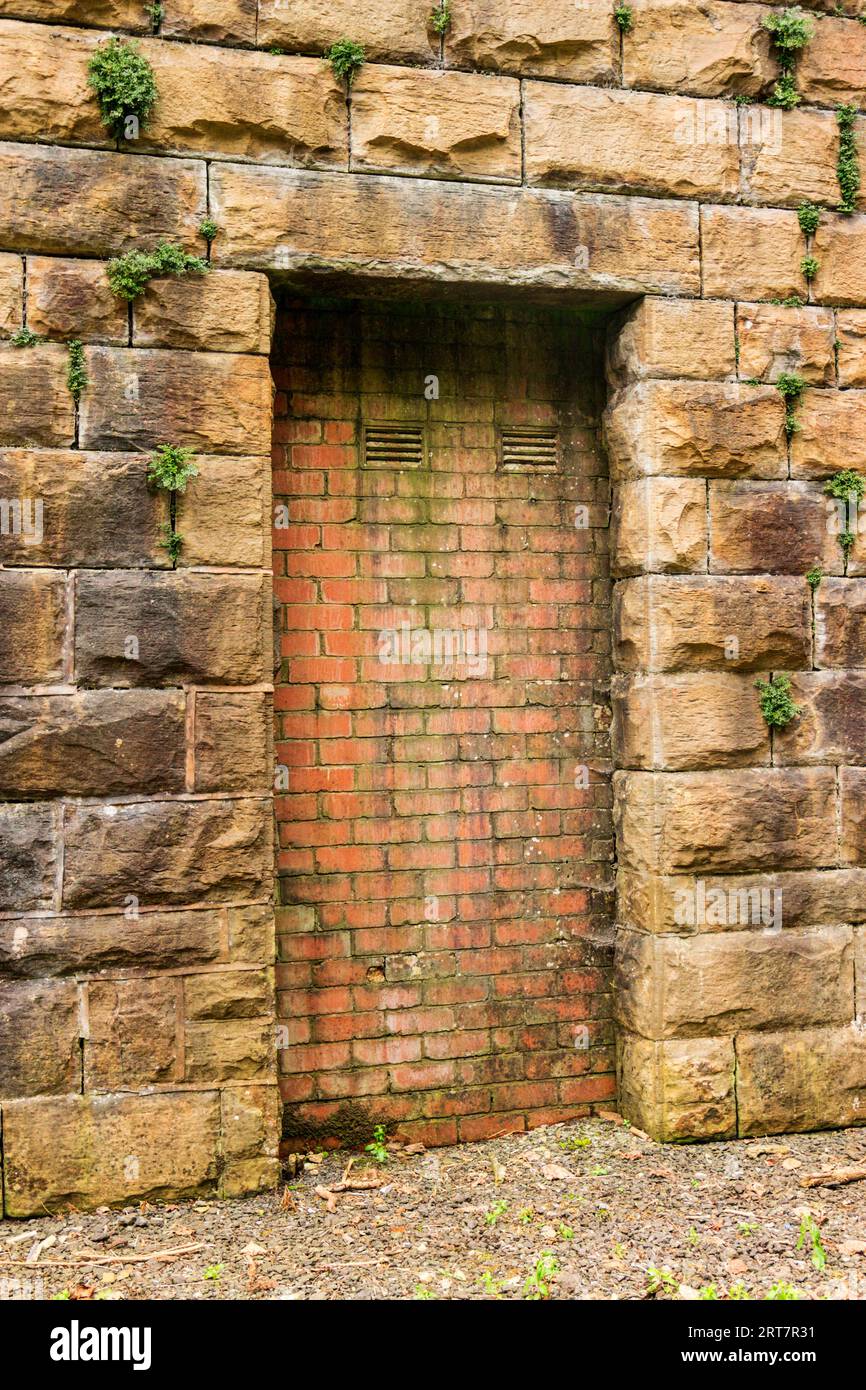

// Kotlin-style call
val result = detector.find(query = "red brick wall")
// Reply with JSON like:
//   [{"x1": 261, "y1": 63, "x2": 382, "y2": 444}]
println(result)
[{"x1": 271, "y1": 297, "x2": 615, "y2": 1151}]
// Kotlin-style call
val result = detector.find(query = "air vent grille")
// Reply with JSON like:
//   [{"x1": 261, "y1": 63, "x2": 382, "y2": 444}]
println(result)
[
  {"x1": 499, "y1": 428, "x2": 559, "y2": 471},
  {"x1": 363, "y1": 424, "x2": 425, "y2": 469}
]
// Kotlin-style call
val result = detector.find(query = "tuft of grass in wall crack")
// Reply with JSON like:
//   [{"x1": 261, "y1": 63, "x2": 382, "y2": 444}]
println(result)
[
  {"x1": 199, "y1": 218, "x2": 219, "y2": 246},
  {"x1": 107, "y1": 242, "x2": 209, "y2": 301},
  {"x1": 66, "y1": 339, "x2": 88, "y2": 403},
  {"x1": 324, "y1": 39, "x2": 366, "y2": 87},
  {"x1": 144, "y1": 2, "x2": 163, "y2": 31},
  {"x1": 776, "y1": 371, "x2": 806, "y2": 437},
  {"x1": 762, "y1": 7, "x2": 814, "y2": 111},
  {"x1": 836, "y1": 104, "x2": 860, "y2": 214},
  {"x1": 147, "y1": 444, "x2": 198, "y2": 565},
  {"x1": 614, "y1": 4, "x2": 634, "y2": 33},
  {"x1": 824, "y1": 469, "x2": 865, "y2": 562},
  {"x1": 756, "y1": 674, "x2": 801, "y2": 729},
  {"x1": 9, "y1": 327, "x2": 40, "y2": 347},
  {"x1": 797, "y1": 202, "x2": 821, "y2": 237},
  {"x1": 430, "y1": 1, "x2": 452, "y2": 35},
  {"x1": 805, "y1": 564, "x2": 823, "y2": 591},
  {"x1": 800, "y1": 255, "x2": 819, "y2": 283},
  {"x1": 87, "y1": 37, "x2": 157, "y2": 140}
]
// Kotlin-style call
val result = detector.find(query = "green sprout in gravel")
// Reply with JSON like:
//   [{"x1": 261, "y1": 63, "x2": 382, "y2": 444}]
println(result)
[
  {"x1": 797, "y1": 201, "x2": 821, "y2": 237},
  {"x1": 523, "y1": 1253, "x2": 559, "y2": 1300},
  {"x1": 763, "y1": 6, "x2": 814, "y2": 110},
  {"x1": 66, "y1": 339, "x2": 88, "y2": 403},
  {"x1": 646, "y1": 1266, "x2": 679, "y2": 1297},
  {"x1": 756, "y1": 673, "x2": 801, "y2": 729},
  {"x1": 87, "y1": 37, "x2": 158, "y2": 139},
  {"x1": 797, "y1": 1214, "x2": 827, "y2": 1271},
  {"x1": 107, "y1": 242, "x2": 209, "y2": 302},
  {"x1": 430, "y1": 1, "x2": 451, "y2": 35},
  {"x1": 485, "y1": 1199, "x2": 509, "y2": 1227},
  {"x1": 203, "y1": 1264, "x2": 224, "y2": 1282},
  {"x1": 9, "y1": 327, "x2": 40, "y2": 347},
  {"x1": 365, "y1": 1123, "x2": 389, "y2": 1163},
  {"x1": 324, "y1": 39, "x2": 366, "y2": 87},
  {"x1": 837, "y1": 104, "x2": 861, "y2": 214},
  {"x1": 765, "y1": 1281, "x2": 801, "y2": 1300},
  {"x1": 614, "y1": 4, "x2": 634, "y2": 33}
]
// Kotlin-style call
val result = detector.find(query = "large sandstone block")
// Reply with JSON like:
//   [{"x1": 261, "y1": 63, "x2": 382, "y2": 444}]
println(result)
[
  {"x1": 0, "y1": 1, "x2": 148, "y2": 29},
  {"x1": 74, "y1": 570, "x2": 270, "y2": 687},
  {"x1": 445, "y1": 0, "x2": 617, "y2": 82},
  {"x1": 736, "y1": 303, "x2": 835, "y2": 386},
  {"x1": 815, "y1": 579, "x2": 866, "y2": 668},
  {"x1": 611, "y1": 477, "x2": 707, "y2": 576},
  {"x1": 525, "y1": 85, "x2": 739, "y2": 201},
  {"x1": 616, "y1": 926, "x2": 854, "y2": 1039},
  {"x1": 79, "y1": 347, "x2": 272, "y2": 454},
  {"x1": 0, "y1": 690, "x2": 185, "y2": 796},
  {"x1": 193, "y1": 691, "x2": 271, "y2": 793},
  {"x1": 1, "y1": 1091, "x2": 221, "y2": 1215},
  {"x1": 185, "y1": 968, "x2": 273, "y2": 1020},
  {"x1": 132, "y1": 271, "x2": 273, "y2": 354},
  {"x1": 26, "y1": 257, "x2": 127, "y2": 344},
  {"x1": 813, "y1": 215, "x2": 866, "y2": 307},
  {"x1": 0, "y1": 344, "x2": 74, "y2": 446},
  {"x1": 614, "y1": 767, "x2": 837, "y2": 874},
  {"x1": 0, "y1": 250, "x2": 22, "y2": 334},
  {"x1": 618, "y1": 1033, "x2": 736, "y2": 1140},
  {"x1": 210, "y1": 166, "x2": 701, "y2": 297},
  {"x1": 701, "y1": 205, "x2": 804, "y2": 301},
  {"x1": 0, "y1": 20, "x2": 105, "y2": 146},
  {"x1": 612, "y1": 671, "x2": 769, "y2": 770},
  {"x1": 179, "y1": 456, "x2": 269, "y2": 568},
  {"x1": 709, "y1": 481, "x2": 841, "y2": 574},
  {"x1": 218, "y1": 1084, "x2": 280, "y2": 1197},
  {"x1": 184, "y1": 1019, "x2": 273, "y2": 1083},
  {"x1": 775, "y1": 672, "x2": 866, "y2": 765},
  {"x1": 799, "y1": 14, "x2": 866, "y2": 107},
  {"x1": 0, "y1": 569, "x2": 66, "y2": 684},
  {"x1": 0, "y1": 142, "x2": 206, "y2": 258},
  {"x1": 617, "y1": 865, "x2": 866, "y2": 936},
  {"x1": 62, "y1": 796, "x2": 273, "y2": 909},
  {"x1": 257, "y1": 0, "x2": 434, "y2": 63},
  {"x1": 227, "y1": 903, "x2": 276, "y2": 965},
  {"x1": 0, "y1": 802, "x2": 57, "y2": 911},
  {"x1": 736, "y1": 1025, "x2": 866, "y2": 1135},
  {"x1": 837, "y1": 310, "x2": 866, "y2": 387},
  {"x1": 614, "y1": 575, "x2": 811, "y2": 673},
  {"x1": 790, "y1": 390, "x2": 866, "y2": 479},
  {"x1": 740, "y1": 107, "x2": 840, "y2": 209},
  {"x1": 841, "y1": 766, "x2": 866, "y2": 865},
  {"x1": 0, "y1": 450, "x2": 166, "y2": 568},
  {"x1": 163, "y1": 0, "x2": 256, "y2": 45},
  {"x1": 350, "y1": 66, "x2": 520, "y2": 182},
  {"x1": 603, "y1": 381, "x2": 785, "y2": 480},
  {"x1": 622, "y1": 1, "x2": 775, "y2": 97},
  {"x1": 0, "y1": 908, "x2": 226, "y2": 977},
  {"x1": 86, "y1": 978, "x2": 179, "y2": 1089},
  {"x1": 607, "y1": 297, "x2": 735, "y2": 386},
  {"x1": 0, "y1": 979, "x2": 80, "y2": 1098}
]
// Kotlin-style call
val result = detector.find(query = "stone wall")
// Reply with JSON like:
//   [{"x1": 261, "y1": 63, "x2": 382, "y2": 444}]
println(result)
[{"x1": 0, "y1": 0, "x2": 865, "y2": 1210}]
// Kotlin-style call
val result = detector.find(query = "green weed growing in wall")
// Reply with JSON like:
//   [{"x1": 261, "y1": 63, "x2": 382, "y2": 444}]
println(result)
[
  {"x1": 106, "y1": 242, "x2": 209, "y2": 301},
  {"x1": 776, "y1": 371, "x2": 806, "y2": 437},
  {"x1": 147, "y1": 444, "x2": 198, "y2": 567},
  {"x1": 430, "y1": 1, "x2": 452, "y2": 35},
  {"x1": 614, "y1": 4, "x2": 634, "y2": 33},
  {"x1": 199, "y1": 218, "x2": 219, "y2": 244},
  {"x1": 755, "y1": 674, "x2": 801, "y2": 729},
  {"x1": 9, "y1": 327, "x2": 40, "y2": 347},
  {"x1": 87, "y1": 37, "x2": 158, "y2": 139},
  {"x1": 800, "y1": 255, "x2": 819, "y2": 282},
  {"x1": 836, "y1": 104, "x2": 861, "y2": 214},
  {"x1": 805, "y1": 564, "x2": 823, "y2": 591},
  {"x1": 763, "y1": 7, "x2": 814, "y2": 110},
  {"x1": 824, "y1": 469, "x2": 865, "y2": 561},
  {"x1": 797, "y1": 201, "x2": 821, "y2": 237},
  {"x1": 66, "y1": 339, "x2": 88, "y2": 402},
  {"x1": 324, "y1": 39, "x2": 366, "y2": 87}
]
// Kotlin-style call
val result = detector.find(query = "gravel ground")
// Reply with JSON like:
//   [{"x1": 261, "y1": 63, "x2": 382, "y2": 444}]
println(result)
[{"x1": 4, "y1": 1116, "x2": 866, "y2": 1301}]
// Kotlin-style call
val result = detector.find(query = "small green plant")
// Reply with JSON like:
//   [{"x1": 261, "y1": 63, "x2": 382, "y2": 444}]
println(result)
[
  {"x1": 204, "y1": 1263, "x2": 224, "y2": 1282},
  {"x1": 106, "y1": 242, "x2": 209, "y2": 301},
  {"x1": 756, "y1": 673, "x2": 801, "y2": 729},
  {"x1": 147, "y1": 443, "x2": 199, "y2": 493},
  {"x1": 687, "y1": 1226, "x2": 700, "y2": 1247},
  {"x1": 738, "y1": 1220, "x2": 759, "y2": 1236},
  {"x1": 770, "y1": 294, "x2": 804, "y2": 308},
  {"x1": 160, "y1": 522, "x2": 184, "y2": 564},
  {"x1": 797, "y1": 201, "x2": 821, "y2": 237},
  {"x1": 824, "y1": 469, "x2": 865, "y2": 561},
  {"x1": 199, "y1": 218, "x2": 219, "y2": 244},
  {"x1": 801, "y1": 255, "x2": 819, "y2": 282},
  {"x1": 557, "y1": 1223, "x2": 575, "y2": 1241},
  {"x1": 51, "y1": 1289, "x2": 71, "y2": 1300},
  {"x1": 776, "y1": 370, "x2": 806, "y2": 437},
  {"x1": 87, "y1": 38, "x2": 158, "y2": 139},
  {"x1": 765, "y1": 1281, "x2": 800, "y2": 1300},
  {"x1": 144, "y1": 1, "x2": 163, "y2": 28},
  {"x1": 523, "y1": 1253, "x2": 559, "y2": 1300},
  {"x1": 614, "y1": 4, "x2": 634, "y2": 33},
  {"x1": 9, "y1": 327, "x2": 40, "y2": 347},
  {"x1": 559, "y1": 1135, "x2": 591, "y2": 1151},
  {"x1": 698, "y1": 1284, "x2": 719, "y2": 1300},
  {"x1": 590, "y1": 1165, "x2": 609, "y2": 1177},
  {"x1": 485, "y1": 1199, "x2": 509, "y2": 1227},
  {"x1": 732, "y1": 94, "x2": 753, "y2": 107},
  {"x1": 413, "y1": 1283, "x2": 438, "y2": 1299},
  {"x1": 763, "y1": 7, "x2": 814, "y2": 110},
  {"x1": 324, "y1": 39, "x2": 366, "y2": 87},
  {"x1": 729, "y1": 1282, "x2": 751, "y2": 1300},
  {"x1": 797, "y1": 1214, "x2": 827, "y2": 1271},
  {"x1": 518, "y1": 1207, "x2": 534, "y2": 1224},
  {"x1": 66, "y1": 339, "x2": 88, "y2": 403},
  {"x1": 430, "y1": 1, "x2": 452, "y2": 35},
  {"x1": 478, "y1": 1269, "x2": 504, "y2": 1297},
  {"x1": 646, "y1": 1266, "x2": 679, "y2": 1297},
  {"x1": 837, "y1": 104, "x2": 861, "y2": 214},
  {"x1": 806, "y1": 564, "x2": 823, "y2": 591},
  {"x1": 365, "y1": 1123, "x2": 389, "y2": 1163}
]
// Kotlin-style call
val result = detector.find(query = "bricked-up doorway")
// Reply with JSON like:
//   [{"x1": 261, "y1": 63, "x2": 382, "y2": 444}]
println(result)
[{"x1": 271, "y1": 295, "x2": 615, "y2": 1151}]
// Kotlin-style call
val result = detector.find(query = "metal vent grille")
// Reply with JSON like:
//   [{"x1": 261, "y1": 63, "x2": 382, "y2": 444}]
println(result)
[
  {"x1": 363, "y1": 424, "x2": 425, "y2": 469},
  {"x1": 499, "y1": 428, "x2": 559, "y2": 471}
]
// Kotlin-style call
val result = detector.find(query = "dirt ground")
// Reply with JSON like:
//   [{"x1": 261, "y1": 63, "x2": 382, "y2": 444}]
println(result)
[{"x1": 3, "y1": 1115, "x2": 866, "y2": 1301}]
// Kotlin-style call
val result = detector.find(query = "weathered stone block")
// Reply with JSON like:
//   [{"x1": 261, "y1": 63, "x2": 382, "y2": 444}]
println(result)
[
  {"x1": 0, "y1": 1, "x2": 148, "y2": 28},
  {"x1": 740, "y1": 106, "x2": 840, "y2": 208},
  {"x1": 616, "y1": 925, "x2": 854, "y2": 1038},
  {"x1": 612, "y1": 671, "x2": 769, "y2": 770},
  {"x1": 525, "y1": 84, "x2": 739, "y2": 200},
  {"x1": 790, "y1": 390, "x2": 866, "y2": 479},
  {"x1": 185, "y1": 968, "x2": 273, "y2": 1020},
  {"x1": 0, "y1": 979, "x2": 80, "y2": 1097},
  {"x1": 813, "y1": 215, "x2": 866, "y2": 307},
  {"x1": 622, "y1": 1, "x2": 774, "y2": 97},
  {"x1": 0, "y1": 142, "x2": 206, "y2": 258},
  {"x1": 218, "y1": 1083, "x2": 280, "y2": 1195},
  {"x1": 701, "y1": 205, "x2": 804, "y2": 301},
  {"x1": 0, "y1": 250, "x2": 22, "y2": 334},
  {"x1": 618, "y1": 1033, "x2": 736, "y2": 1140},
  {"x1": 445, "y1": 0, "x2": 617, "y2": 81},
  {"x1": 257, "y1": 0, "x2": 434, "y2": 63},
  {"x1": 163, "y1": 0, "x2": 257, "y2": 45},
  {"x1": 617, "y1": 865, "x2": 866, "y2": 936},
  {"x1": 736, "y1": 1025, "x2": 866, "y2": 1135},
  {"x1": 614, "y1": 575, "x2": 811, "y2": 672},
  {"x1": 607, "y1": 297, "x2": 735, "y2": 386},
  {"x1": 227, "y1": 903, "x2": 276, "y2": 965},
  {"x1": 184, "y1": 1019, "x2": 273, "y2": 1082},
  {"x1": 1, "y1": 1091, "x2": 221, "y2": 1214},
  {"x1": 0, "y1": 802, "x2": 57, "y2": 911},
  {"x1": 775, "y1": 672, "x2": 866, "y2": 765},
  {"x1": 194, "y1": 691, "x2": 271, "y2": 793},
  {"x1": 79, "y1": 347, "x2": 272, "y2": 454},
  {"x1": 841, "y1": 766, "x2": 866, "y2": 866},
  {"x1": 709, "y1": 481, "x2": 840, "y2": 574},
  {"x1": 132, "y1": 271, "x2": 273, "y2": 354},
  {"x1": 0, "y1": 20, "x2": 106, "y2": 147},
  {"x1": 736, "y1": 303, "x2": 835, "y2": 385},
  {"x1": 0, "y1": 908, "x2": 226, "y2": 977},
  {"x1": 179, "y1": 456, "x2": 268, "y2": 568},
  {"x1": 611, "y1": 477, "x2": 707, "y2": 576},
  {"x1": 799, "y1": 14, "x2": 866, "y2": 107},
  {"x1": 210, "y1": 166, "x2": 701, "y2": 297},
  {"x1": 74, "y1": 571, "x2": 270, "y2": 687},
  {"x1": 0, "y1": 344, "x2": 75, "y2": 446},
  {"x1": 815, "y1": 579, "x2": 866, "y2": 669},
  {"x1": 614, "y1": 767, "x2": 837, "y2": 874},
  {"x1": 603, "y1": 381, "x2": 785, "y2": 480},
  {"x1": 837, "y1": 310, "x2": 866, "y2": 387},
  {"x1": 86, "y1": 977, "x2": 179, "y2": 1089},
  {"x1": 62, "y1": 797, "x2": 273, "y2": 908},
  {"x1": 0, "y1": 569, "x2": 66, "y2": 683},
  {"x1": 351, "y1": 66, "x2": 521, "y2": 181},
  {"x1": 26, "y1": 257, "x2": 128, "y2": 343}
]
